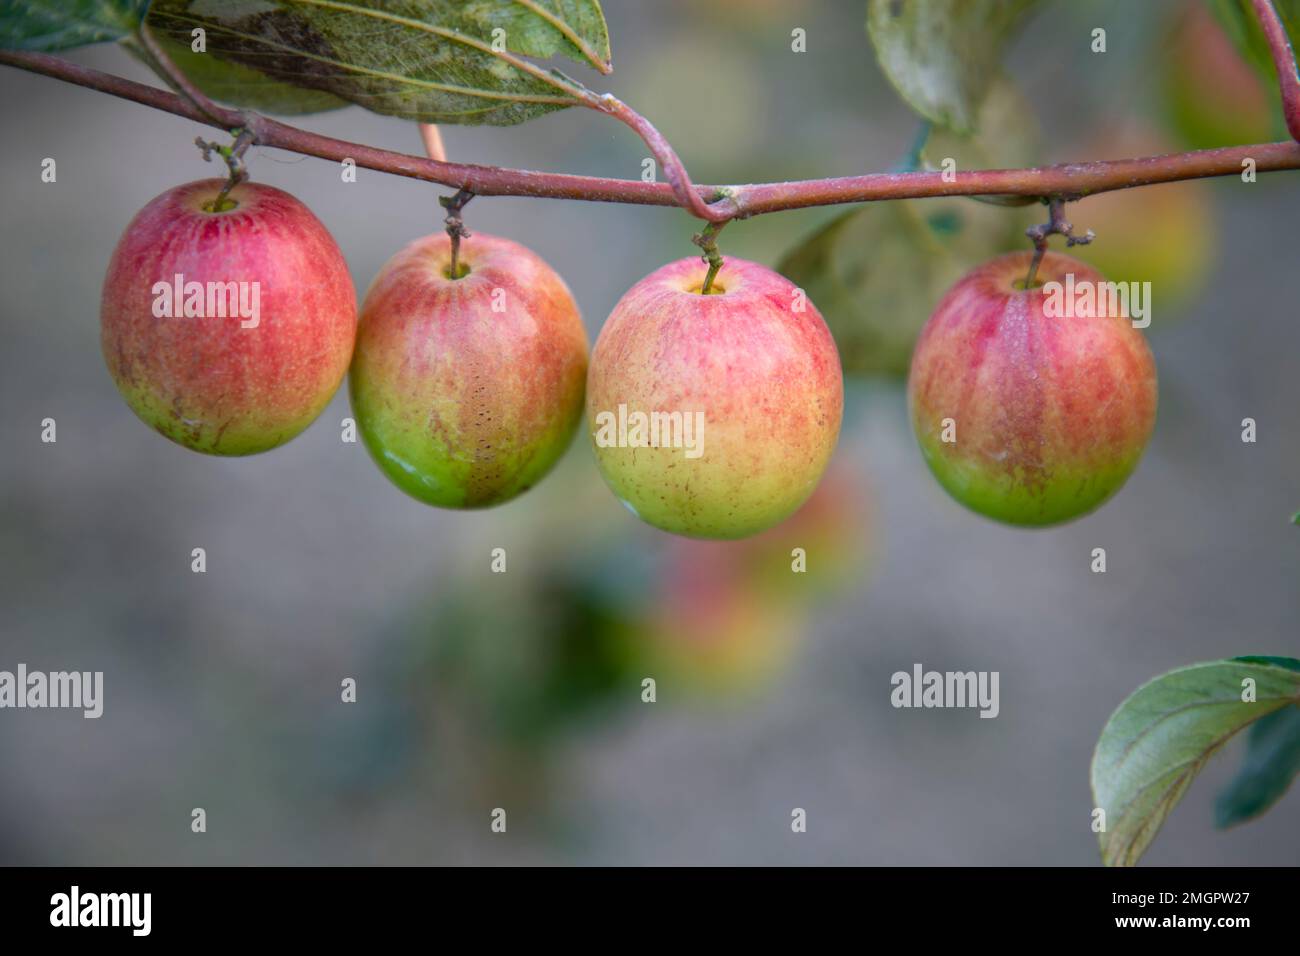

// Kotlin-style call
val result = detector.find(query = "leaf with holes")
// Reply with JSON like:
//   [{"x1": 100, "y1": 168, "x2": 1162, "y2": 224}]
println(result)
[
  {"x1": 866, "y1": 0, "x2": 1041, "y2": 134},
  {"x1": 1090, "y1": 657, "x2": 1300, "y2": 867},
  {"x1": 144, "y1": 0, "x2": 611, "y2": 125},
  {"x1": 0, "y1": 0, "x2": 151, "y2": 51}
]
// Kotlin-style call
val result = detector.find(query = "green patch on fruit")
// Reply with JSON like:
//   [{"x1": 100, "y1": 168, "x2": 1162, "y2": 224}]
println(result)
[{"x1": 915, "y1": 430, "x2": 1144, "y2": 527}]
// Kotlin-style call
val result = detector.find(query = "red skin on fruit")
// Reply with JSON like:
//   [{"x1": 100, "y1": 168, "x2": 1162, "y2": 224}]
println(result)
[
  {"x1": 101, "y1": 179, "x2": 357, "y2": 455},
  {"x1": 586, "y1": 256, "x2": 843, "y2": 539},
  {"x1": 908, "y1": 251, "x2": 1158, "y2": 526},
  {"x1": 349, "y1": 232, "x2": 588, "y2": 508}
]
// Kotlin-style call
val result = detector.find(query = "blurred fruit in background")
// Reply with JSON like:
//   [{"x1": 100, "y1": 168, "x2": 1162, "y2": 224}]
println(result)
[
  {"x1": 779, "y1": 194, "x2": 1029, "y2": 378},
  {"x1": 635, "y1": 549, "x2": 802, "y2": 696},
  {"x1": 1160, "y1": 2, "x2": 1279, "y2": 150},
  {"x1": 1066, "y1": 129, "x2": 1216, "y2": 315},
  {"x1": 402, "y1": 460, "x2": 874, "y2": 783},
  {"x1": 632, "y1": 464, "x2": 871, "y2": 695}
]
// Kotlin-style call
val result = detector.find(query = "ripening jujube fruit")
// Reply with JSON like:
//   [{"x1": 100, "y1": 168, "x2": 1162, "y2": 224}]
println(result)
[
  {"x1": 908, "y1": 251, "x2": 1158, "y2": 526},
  {"x1": 101, "y1": 179, "x2": 357, "y2": 455},
  {"x1": 349, "y1": 232, "x2": 588, "y2": 508},
  {"x1": 586, "y1": 256, "x2": 843, "y2": 539}
]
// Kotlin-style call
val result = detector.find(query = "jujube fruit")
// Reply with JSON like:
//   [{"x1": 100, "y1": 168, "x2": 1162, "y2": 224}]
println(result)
[
  {"x1": 349, "y1": 232, "x2": 588, "y2": 508},
  {"x1": 908, "y1": 251, "x2": 1157, "y2": 526},
  {"x1": 586, "y1": 256, "x2": 843, "y2": 539},
  {"x1": 101, "y1": 179, "x2": 357, "y2": 455}
]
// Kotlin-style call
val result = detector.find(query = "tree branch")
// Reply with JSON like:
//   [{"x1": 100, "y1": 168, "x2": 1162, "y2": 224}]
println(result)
[
  {"x1": 2, "y1": 48, "x2": 1298, "y2": 220},
  {"x1": 1251, "y1": 0, "x2": 1300, "y2": 142}
]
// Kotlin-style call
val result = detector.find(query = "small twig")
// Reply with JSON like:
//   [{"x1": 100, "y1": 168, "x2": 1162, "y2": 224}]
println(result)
[
  {"x1": 1023, "y1": 197, "x2": 1094, "y2": 288},
  {"x1": 588, "y1": 92, "x2": 737, "y2": 223},
  {"x1": 692, "y1": 221, "x2": 728, "y2": 294},
  {"x1": 195, "y1": 128, "x2": 255, "y2": 210},
  {"x1": 439, "y1": 188, "x2": 475, "y2": 278},
  {"x1": 136, "y1": 22, "x2": 230, "y2": 129},
  {"x1": 1250, "y1": 0, "x2": 1300, "y2": 142}
]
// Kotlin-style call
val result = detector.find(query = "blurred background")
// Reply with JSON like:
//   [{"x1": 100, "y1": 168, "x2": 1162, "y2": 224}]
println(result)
[{"x1": 0, "y1": 0, "x2": 1297, "y2": 865}]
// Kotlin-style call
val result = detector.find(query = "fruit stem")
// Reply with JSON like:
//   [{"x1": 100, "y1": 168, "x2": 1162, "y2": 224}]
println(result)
[
  {"x1": 194, "y1": 128, "x2": 254, "y2": 211},
  {"x1": 692, "y1": 221, "x2": 727, "y2": 294},
  {"x1": 1023, "y1": 197, "x2": 1095, "y2": 288},
  {"x1": 440, "y1": 188, "x2": 475, "y2": 279}
]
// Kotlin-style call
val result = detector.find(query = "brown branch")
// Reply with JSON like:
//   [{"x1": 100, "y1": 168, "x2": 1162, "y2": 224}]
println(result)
[
  {"x1": 1, "y1": 49, "x2": 1298, "y2": 220},
  {"x1": 1251, "y1": 0, "x2": 1300, "y2": 141}
]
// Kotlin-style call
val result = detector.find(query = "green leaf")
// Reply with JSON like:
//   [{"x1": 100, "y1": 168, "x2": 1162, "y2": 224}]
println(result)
[
  {"x1": 145, "y1": 0, "x2": 611, "y2": 125},
  {"x1": 1090, "y1": 658, "x2": 1300, "y2": 867},
  {"x1": 777, "y1": 194, "x2": 1030, "y2": 379},
  {"x1": 0, "y1": 0, "x2": 151, "y2": 51},
  {"x1": 866, "y1": 0, "x2": 1041, "y2": 134},
  {"x1": 1215, "y1": 703, "x2": 1300, "y2": 827},
  {"x1": 1232, "y1": 655, "x2": 1300, "y2": 672},
  {"x1": 126, "y1": 31, "x2": 349, "y2": 115}
]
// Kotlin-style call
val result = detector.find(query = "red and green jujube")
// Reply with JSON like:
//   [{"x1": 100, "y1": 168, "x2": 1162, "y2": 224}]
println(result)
[
  {"x1": 908, "y1": 251, "x2": 1158, "y2": 526},
  {"x1": 349, "y1": 232, "x2": 588, "y2": 508},
  {"x1": 100, "y1": 179, "x2": 357, "y2": 455},
  {"x1": 586, "y1": 256, "x2": 844, "y2": 539}
]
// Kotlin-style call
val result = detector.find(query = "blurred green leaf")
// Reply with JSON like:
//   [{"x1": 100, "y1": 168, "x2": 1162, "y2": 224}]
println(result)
[
  {"x1": 921, "y1": 75, "x2": 1042, "y2": 206},
  {"x1": 0, "y1": 0, "x2": 150, "y2": 51},
  {"x1": 1091, "y1": 658, "x2": 1300, "y2": 867},
  {"x1": 146, "y1": 0, "x2": 611, "y2": 125},
  {"x1": 866, "y1": 0, "x2": 1041, "y2": 134},
  {"x1": 921, "y1": 75, "x2": 1040, "y2": 172},
  {"x1": 1215, "y1": 703, "x2": 1300, "y2": 827},
  {"x1": 1209, "y1": 0, "x2": 1300, "y2": 81},
  {"x1": 425, "y1": 556, "x2": 639, "y2": 749},
  {"x1": 777, "y1": 193, "x2": 1028, "y2": 379}
]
